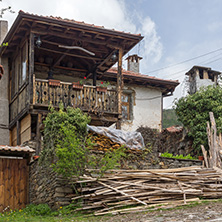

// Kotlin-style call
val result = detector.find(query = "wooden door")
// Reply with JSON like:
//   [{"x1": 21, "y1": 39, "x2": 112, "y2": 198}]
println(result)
[{"x1": 0, "y1": 158, "x2": 28, "y2": 212}]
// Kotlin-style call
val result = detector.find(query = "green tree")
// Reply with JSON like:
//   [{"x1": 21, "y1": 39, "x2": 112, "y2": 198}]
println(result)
[
  {"x1": 174, "y1": 85, "x2": 222, "y2": 155},
  {"x1": 40, "y1": 105, "x2": 126, "y2": 185},
  {"x1": 40, "y1": 105, "x2": 91, "y2": 166}
]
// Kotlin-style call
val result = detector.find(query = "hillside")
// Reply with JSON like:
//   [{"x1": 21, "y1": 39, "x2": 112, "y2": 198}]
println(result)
[{"x1": 163, "y1": 109, "x2": 182, "y2": 129}]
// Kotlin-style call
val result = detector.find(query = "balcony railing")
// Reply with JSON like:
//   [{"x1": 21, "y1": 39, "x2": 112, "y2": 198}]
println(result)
[{"x1": 33, "y1": 79, "x2": 118, "y2": 114}]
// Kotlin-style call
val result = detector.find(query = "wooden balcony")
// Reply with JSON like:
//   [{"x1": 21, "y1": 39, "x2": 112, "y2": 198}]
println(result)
[{"x1": 33, "y1": 79, "x2": 119, "y2": 125}]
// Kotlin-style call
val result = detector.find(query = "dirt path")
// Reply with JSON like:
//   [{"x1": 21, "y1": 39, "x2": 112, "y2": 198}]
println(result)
[{"x1": 95, "y1": 201, "x2": 222, "y2": 222}]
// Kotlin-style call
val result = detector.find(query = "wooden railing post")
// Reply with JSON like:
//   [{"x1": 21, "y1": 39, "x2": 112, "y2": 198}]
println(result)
[{"x1": 33, "y1": 74, "x2": 35, "y2": 104}]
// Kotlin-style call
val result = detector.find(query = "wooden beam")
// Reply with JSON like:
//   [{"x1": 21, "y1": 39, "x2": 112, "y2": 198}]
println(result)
[
  {"x1": 96, "y1": 49, "x2": 116, "y2": 72},
  {"x1": 116, "y1": 48, "x2": 123, "y2": 129},
  {"x1": 38, "y1": 46, "x2": 101, "y2": 61},
  {"x1": 29, "y1": 32, "x2": 35, "y2": 104},
  {"x1": 32, "y1": 30, "x2": 124, "y2": 49}
]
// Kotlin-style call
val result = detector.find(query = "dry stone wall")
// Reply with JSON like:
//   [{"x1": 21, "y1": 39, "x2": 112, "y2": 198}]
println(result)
[{"x1": 29, "y1": 160, "x2": 73, "y2": 209}]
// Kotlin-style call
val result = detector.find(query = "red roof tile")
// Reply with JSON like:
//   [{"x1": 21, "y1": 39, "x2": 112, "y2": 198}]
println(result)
[
  {"x1": 0, "y1": 145, "x2": 35, "y2": 153},
  {"x1": 166, "y1": 126, "x2": 183, "y2": 133},
  {"x1": 19, "y1": 11, "x2": 142, "y2": 37},
  {"x1": 107, "y1": 67, "x2": 179, "y2": 85}
]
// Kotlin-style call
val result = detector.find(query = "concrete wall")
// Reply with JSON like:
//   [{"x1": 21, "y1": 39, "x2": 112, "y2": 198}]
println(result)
[
  {"x1": 121, "y1": 85, "x2": 162, "y2": 132},
  {"x1": 0, "y1": 21, "x2": 9, "y2": 145}
]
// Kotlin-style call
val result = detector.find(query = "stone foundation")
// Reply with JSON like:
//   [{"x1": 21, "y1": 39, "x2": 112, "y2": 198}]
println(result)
[
  {"x1": 28, "y1": 150, "x2": 202, "y2": 209},
  {"x1": 158, "y1": 156, "x2": 202, "y2": 169},
  {"x1": 29, "y1": 160, "x2": 73, "y2": 209}
]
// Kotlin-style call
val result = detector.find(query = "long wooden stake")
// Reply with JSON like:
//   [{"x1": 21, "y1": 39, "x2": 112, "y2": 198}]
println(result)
[
  {"x1": 83, "y1": 175, "x2": 147, "y2": 206},
  {"x1": 201, "y1": 145, "x2": 209, "y2": 168}
]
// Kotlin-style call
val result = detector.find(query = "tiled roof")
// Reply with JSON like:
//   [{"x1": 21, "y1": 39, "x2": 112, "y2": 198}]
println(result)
[
  {"x1": 0, "y1": 145, "x2": 35, "y2": 153},
  {"x1": 19, "y1": 10, "x2": 142, "y2": 37},
  {"x1": 107, "y1": 67, "x2": 179, "y2": 85},
  {"x1": 166, "y1": 126, "x2": 183, "y2": 133}
]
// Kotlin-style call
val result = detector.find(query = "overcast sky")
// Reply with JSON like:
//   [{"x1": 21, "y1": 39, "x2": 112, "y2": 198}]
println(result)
[{"x1": 2, "y1": 0, "x2": 222, "y2": 108}]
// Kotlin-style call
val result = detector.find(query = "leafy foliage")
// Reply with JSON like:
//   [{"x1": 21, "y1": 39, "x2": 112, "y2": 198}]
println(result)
[
  {"x1": 40, "y1": 105, "x2": 125, "y2": 183},
  {"x1": 160, "y1": 152, "x2": 196, "y2": 160},
  {"x1": 89, "y1": 146, "x2": 126, "y2": 177},
  {"x1": 40, "y1": 105, "x2": 91, "y2": 165},
  {"x1": 174, "y1": 86, "x2": 222, "y2": 154},
  {"x1": 162, "y1": 109, "x2": 182, "y2": 128}
]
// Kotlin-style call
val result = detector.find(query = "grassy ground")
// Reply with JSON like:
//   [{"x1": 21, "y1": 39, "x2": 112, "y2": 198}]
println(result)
[{"x1": 1, "y1": 200, "x2": 222, "y2": 222}]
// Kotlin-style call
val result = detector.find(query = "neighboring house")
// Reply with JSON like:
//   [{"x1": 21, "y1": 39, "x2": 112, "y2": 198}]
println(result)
[
  {"x1": 0, "y1": 11, "x2": 179, "y2": 148},
  {"x1": 186, "y1": 65, "x2": 220, "y2": 94},
  {"x1": 106, "y1": 55, "x2": 179, "y2": 131}
]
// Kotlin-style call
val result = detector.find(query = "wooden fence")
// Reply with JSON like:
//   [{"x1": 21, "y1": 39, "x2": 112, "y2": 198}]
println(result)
[{"x1": 0, "y1": 158, "x2": 28, "y2": 212}]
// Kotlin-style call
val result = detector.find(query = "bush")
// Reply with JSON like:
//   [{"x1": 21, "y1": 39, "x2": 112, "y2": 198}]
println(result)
[{"x1": 174, "y1": 85, "x2": 222, "y2": 155}]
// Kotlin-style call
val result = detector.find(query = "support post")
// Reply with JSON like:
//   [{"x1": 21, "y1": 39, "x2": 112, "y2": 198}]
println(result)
[
  {"x1": 93, "y1": 71, "x2": 97, "y2": 86},
  {"x1": 29, "y1": 32, "x2": 35, "y2": 105},
  {"x1": 116, "y1": 48, "x2": 123, "y2": 129}
]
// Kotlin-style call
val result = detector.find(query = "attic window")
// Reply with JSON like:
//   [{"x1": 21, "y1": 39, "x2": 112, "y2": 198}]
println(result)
[{"x1": 199, "y1": 70, "x2": 203, "y2": 79}]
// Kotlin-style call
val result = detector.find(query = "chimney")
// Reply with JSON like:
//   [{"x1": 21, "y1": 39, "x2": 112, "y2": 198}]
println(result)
[
  {"x1": 126, "y1": 54, "x2": 142, "y2": 73},
  {"x1": 0, "y1": 20, "x2": 8, "y2": 44}
]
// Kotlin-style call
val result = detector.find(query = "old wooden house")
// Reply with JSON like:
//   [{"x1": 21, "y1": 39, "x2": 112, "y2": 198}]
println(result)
[{"x1": 0, "y1": 11, "x2": 179, "y2": 149}]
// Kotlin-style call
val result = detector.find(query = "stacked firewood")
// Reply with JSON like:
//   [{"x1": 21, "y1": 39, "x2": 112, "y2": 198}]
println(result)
[
  {"x1": 88, "y1": 132, "x2": 122, "y2": 152},
  {"x1": 71, "y1": 166, "x2": 222, "y2": 215}
]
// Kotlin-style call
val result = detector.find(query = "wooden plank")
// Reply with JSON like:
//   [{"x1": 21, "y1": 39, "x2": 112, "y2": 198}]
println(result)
[
  {"x1": 201, "y1": 145, "x2": 209, "y2": 168},
  {"x1": 20, "y1": 127, "x2": 31, "y2": 144},
  {"x1": 9, "y1": 159, "x2": 15, "y2": 210},
  {"x1": 20, "y1": 114, "x2": 31, "y2": 134},
  {"x1": 16, "y1": 121, "x2": 20, "y2": 145},
  {"x1": 4, "y1": 159, "x2": 10, "y2": 211},
  {"x1": 0, "y1": 159, "x2": 4, "y2": 212},
  {"x1": 11, "y1": 126, "x2": 17, "y2": 146}
]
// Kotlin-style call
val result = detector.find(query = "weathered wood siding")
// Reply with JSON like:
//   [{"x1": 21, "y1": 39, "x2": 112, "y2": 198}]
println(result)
[
  {"x1": 0, "y1": 158, "x2": 28, "y2": 211},
  {"x1": 20, "y1": 114, "x2": 31, "y2": 145}
]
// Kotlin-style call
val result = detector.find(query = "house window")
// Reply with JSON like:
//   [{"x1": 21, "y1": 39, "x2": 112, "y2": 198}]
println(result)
[
  {"x1": 122, "y1": 92, "x2": 133, "y2": 121},
  {"x1": 20, "y1": 43, "x2": 28, "y2": 86}
]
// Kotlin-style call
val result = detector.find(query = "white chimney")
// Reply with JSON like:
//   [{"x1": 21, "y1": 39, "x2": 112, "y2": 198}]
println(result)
[{"x1": 126, "y1": 54, "x2": 142, "y2": 73}]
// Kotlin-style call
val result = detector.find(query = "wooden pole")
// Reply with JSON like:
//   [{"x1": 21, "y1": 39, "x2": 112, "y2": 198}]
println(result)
[
  {"x1": 93, "y1": 71, "x2": 97, "y2": 86},
  {"x1": 116, "y1": 48, "x2": 123, "y2": 129},
  {"x1": 29, "y1": 32, "x2": 35, "y2": 105},
  {"x1": 201, "y1": 145, "x2": 209, "y2": 168}
]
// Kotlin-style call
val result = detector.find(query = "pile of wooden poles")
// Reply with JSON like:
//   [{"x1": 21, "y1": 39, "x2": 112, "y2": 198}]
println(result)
[
  {"x1": 201, "y1": 112, "x2": 222, "y2": 168},
  {"x1": 71, "y1": 166, "x2": 222, "y2": 215}
]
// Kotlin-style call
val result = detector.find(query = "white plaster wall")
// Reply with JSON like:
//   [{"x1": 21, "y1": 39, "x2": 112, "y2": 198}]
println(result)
[
  {"x1": 196, "y1": 76, "x2": 215, "y2": 90},
  {"x1": 121, "y1": 85, "x2": 162, "y2": 132}
]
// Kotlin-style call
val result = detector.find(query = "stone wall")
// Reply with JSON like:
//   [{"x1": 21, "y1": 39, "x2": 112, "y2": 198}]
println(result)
[
  {"x1": 28, "y1": 149, "x2": 202, "y2": 209},
  {"x1": 29, "y1": 160, "x2": 73, "y2": 209},
  {"x1": 158, "y1": 156, "x2": 202, "y2": 169}
]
